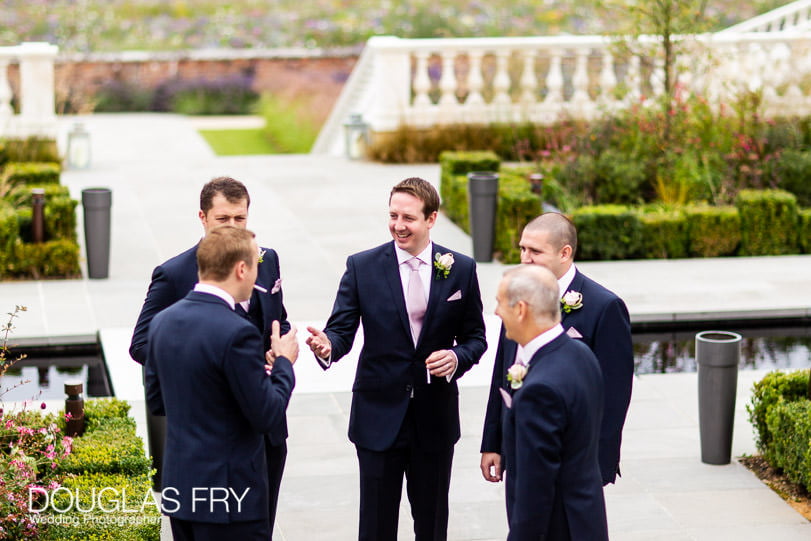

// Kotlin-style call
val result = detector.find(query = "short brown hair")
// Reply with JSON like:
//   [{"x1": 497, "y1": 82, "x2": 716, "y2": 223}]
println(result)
[
  {"x1": 390, "y1": 177, "x2": 439, "y2": 218},
  {"x1": 200, "y1": 177, "x2": 250, "y2": 213},
  {"x1": 197, "y1": 225, "x2": 256, "y2": 281},
  {"x1": 525, "y1": 212, "x2": 578, "y2": 255}
]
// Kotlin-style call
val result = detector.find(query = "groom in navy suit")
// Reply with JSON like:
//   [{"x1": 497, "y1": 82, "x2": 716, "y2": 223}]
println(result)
[
  {"x1": 481, "y1": 212, "x2": 633, "y2": 486},
  {"x1": 130, "y1": 177, "x2": 290, "y2": 536},
  {"x1": 306, "y1": 177, "x2": 486, "y2": 541},
  {"x1": 495, "y1": 265, "x2": 607, "y2": 540},
  {"x1": 145, "y1": 225, "x2": 297, "y2": 540}
]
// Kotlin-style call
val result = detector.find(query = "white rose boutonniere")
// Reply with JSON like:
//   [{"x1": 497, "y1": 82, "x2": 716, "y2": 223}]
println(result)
[
  {"x1": 433, "y1": 252, "x2": 454, "y2": 279},
  {"x1": 507, "y1": 361, "x2": 528, "y2": 390},
  {"x1": 258, "y1": 249, "x2": 266, "y2": 264},
  {"x1": 561, "y1": 290, "x2": 583, "y2": 313}
]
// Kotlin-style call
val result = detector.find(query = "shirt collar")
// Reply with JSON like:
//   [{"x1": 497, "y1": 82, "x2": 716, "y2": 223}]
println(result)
[
  {"x1": 194, "y1": 283, "x2": 236, "y2": 310},
  {"x1": 558, "y1": 264, "x2": 577, "y2": 298},
  {"x1": 519, "y1": 323, "x2": 564, "y2": 364},
  {"x1": 395, "y1": 241, "x2": 433, "y2": 266}
]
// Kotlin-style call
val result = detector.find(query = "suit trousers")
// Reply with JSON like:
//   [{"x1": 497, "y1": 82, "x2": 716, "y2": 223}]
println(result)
[
  {"x1": 266, "y1": 439, "x2": 287, "y2": 539},
  {"x1": 170, "y1": 517, "x2": 269, "y2": 541},
  {"x1": 355, "y1": 404, "x2": 455, "y2": 541}
]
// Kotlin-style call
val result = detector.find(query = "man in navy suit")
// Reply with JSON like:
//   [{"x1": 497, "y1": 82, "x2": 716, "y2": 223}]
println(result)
[
  {"x1": 481, "y1": 212, "x2": 633, "y2": 486},
  {"x1": 306, "y1": 177, "x2": 487, "y2": 541},
  {"x1": 145, "y1": 225, "x2": 297, "y2": 540},
  {"x1": 130, "y1": 177, "x2": 290, "y2": 535},
  {"x1": 495, "y1": 265, "x2": 607, "y2": 540}
]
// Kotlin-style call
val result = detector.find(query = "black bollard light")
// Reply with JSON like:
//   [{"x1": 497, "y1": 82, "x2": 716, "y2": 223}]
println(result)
[
  {"x1": 81, "y1": 187, "x2": 112, "y2": 279},
  {"x1": 696, "y1": 330, "x2": 742, "y2": 465},
  {"x1": 31, "y1": 188, "x2": 45, "y2": 243},
  {"x1": 64, "y1": 380, "x2": 85, "y2": 437}
]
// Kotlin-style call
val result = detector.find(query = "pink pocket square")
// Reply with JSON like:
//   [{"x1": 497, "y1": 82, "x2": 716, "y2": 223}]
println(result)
[
  {"x1": 566, "y1": 326, "x2": 583, "y2": 339},
  {"x1": 271, "y1": 278, "x2": 282, "y2": 294},
  {"x1": 446, "y1": 290, "x2": 462, "y2": 302}
]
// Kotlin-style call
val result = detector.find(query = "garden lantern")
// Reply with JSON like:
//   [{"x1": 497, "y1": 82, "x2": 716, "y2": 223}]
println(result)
[
  {"x1": 343, "y1": 112, "x2": 369, "y2": 160},
  {"x1": 66, "y1": 122, "x2": 91, "y2": 169}
]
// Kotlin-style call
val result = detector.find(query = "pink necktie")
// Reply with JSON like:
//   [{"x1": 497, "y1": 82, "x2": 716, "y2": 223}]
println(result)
[{"x1": 406, "y1": 257, "x2": 427, "y2": 345}]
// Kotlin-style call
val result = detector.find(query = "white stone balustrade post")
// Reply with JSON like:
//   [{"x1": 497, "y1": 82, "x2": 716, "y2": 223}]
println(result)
[
  {"x1": 365, "y1": 36, "x2": 414, "y2": 131},
  {"x1": 520, "y1": 50, "x2": 538, "y2": 105},
  {"x1": 492, "y1": 50, "x2": 511, "y2": 105},
  {"x1": 0, "y1": 56, "x2": 12, "y2": 121},
  {"x1": 598, "y1": 50, "x2": 617, "y2": 106},
  {"x1": 412, "y1": 50, "x2": 432, "y2": 109},
  {"x1": 18, "y1": 42, "x2": 58, "y2": 136},
  {"x1": 466, "y1": 50, "x2": 485, "y2": 106},
  {"x1": 438, "y1": 51, "x2": 458, "y2": 107},
  {"x1": 571, "y1": 48, "x2": 590, "y2": 104},
  {"x1": 544, "y1": 49, "x2": 564, "y2": 104}
]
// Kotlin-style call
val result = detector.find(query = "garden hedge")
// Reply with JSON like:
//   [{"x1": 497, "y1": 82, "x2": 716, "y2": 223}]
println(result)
[
  {"x1": 572, "y1": 205, "x2": 643, "y2": 261},
  {"x1": 735, "y1": 189, "x2": 798, "y2": 256},
  {"x1": 438, "y1": 150, "x2": 500, "y2": 230},
  {"x1": 40, "y1": 398, "x2": 160, "y2": 541},
  {"x1": 747, "y1": 370, "x2": 810, "y2": 465},
  {"x1": 684, "y1": 205, "x2": 741, "y2": 257},
  {"x1": 0, "y1": 153, "x2": 82, "y2": 279},
  {"x1": 799, "y1": 209, "x2": 811, "y2": 254},
  {"x1": 639, "y1": 209, "x2": 689, "y2": 259},
  {"x1": 764, "y1": 400, "x2": 811, "y2": 492}
]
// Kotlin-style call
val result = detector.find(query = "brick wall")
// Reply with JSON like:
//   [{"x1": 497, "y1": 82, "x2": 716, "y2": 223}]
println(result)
[{"x1": 45, "y1": 51, "x2": 358, "y2": 117}]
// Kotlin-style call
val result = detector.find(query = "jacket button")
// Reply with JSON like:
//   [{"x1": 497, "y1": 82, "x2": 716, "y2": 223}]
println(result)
[{"x1": 405, "y1": 384, "x2": 413, "y2": 393}]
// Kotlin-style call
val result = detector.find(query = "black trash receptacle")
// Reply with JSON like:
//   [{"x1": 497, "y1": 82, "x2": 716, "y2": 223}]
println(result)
[
  {"x1": 467, "y1": 171, "x2": 499, "y2": 262},
  {"x1": 696, "y1": 330, "x2": 742, "y2": 465},
  {"x1": 81, "y1": 188, "x2": 112, "y2": 279}
]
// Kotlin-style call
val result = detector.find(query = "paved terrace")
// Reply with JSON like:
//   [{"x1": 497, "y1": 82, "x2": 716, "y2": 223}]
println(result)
[{"x1": 1, "y1": 114, "x2": 810, "y2": 540}]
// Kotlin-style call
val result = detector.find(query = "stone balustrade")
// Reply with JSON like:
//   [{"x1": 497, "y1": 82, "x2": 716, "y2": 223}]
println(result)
[
  {"x1": 314, "y1": 30, "x2": 811, "y2": 155},
  {"x1": 0, "y1": 42, "x2": 59, "y2": 139}
]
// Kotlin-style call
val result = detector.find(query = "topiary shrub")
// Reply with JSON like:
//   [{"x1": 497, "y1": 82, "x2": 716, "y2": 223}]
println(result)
[
  {"x1": 638, "y1": 208, "x2": 689, "y2": 259},
  {"x1": 799, "y1": 208, "x2": 811, "y2": 254},
  {"x1": 493, "y1": 170, "x2": 542, "y2": 263},
  {"x1": 685, "y1": 205, "x2": 741, "y2": 257},
  {"x1": 747, "y1": 369, "x2": 810, "y2": 464},
  {"x1": 764, "y1": 400, "x2": 811, "y2": 492},
  {"x1": 59, "y1": 423, "x2": 151, "y2": 477},
  {"x1": 438, "y1": 150, "x2": 500, "y2": 230},
  {"x1": 772, "y1": 148, "x2": 811, "y2": 207},
  {"x1": 2, "y1": 161, "x2": 61, "y2": 186},
  {"x1": 572, "y1": 205, "x2": 643, "y2": 260},
  {"x1": 9, "y1": 239, "x2": 81, "y2": 279},
  {"x1": 735, "y1": 189, "x2": 798, "y2": 256}
]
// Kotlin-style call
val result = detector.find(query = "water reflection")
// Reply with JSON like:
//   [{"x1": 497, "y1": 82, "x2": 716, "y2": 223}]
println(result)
[{"x1": 633, "y1": 327, "x2": 811, "y2": 374}]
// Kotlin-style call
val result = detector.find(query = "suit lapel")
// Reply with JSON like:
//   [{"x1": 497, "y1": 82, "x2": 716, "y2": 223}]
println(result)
[{"x1": 383, "y1": 243, "x2": 412, "y2": 340}]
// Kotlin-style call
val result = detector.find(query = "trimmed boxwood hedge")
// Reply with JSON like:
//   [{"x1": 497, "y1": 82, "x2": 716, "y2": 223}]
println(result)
[
  {"x1": 39, "y1": 398, "x2": 160, "y2": 541},
  {"x1": 0, "y1": 155, "x2": 81, "y2": 279},
  {"x1": 736, "y1": 189, "x2": 798, "y2": 256},
  {"x1": 747, "y1": 370, "x2": 810, "y2": 464},
  {"x1": 439, "y1": 152, "x2": 811, "y2": 262},
  {"x1": 685, "y1": 205, "x2": 741, "y2": 257}
]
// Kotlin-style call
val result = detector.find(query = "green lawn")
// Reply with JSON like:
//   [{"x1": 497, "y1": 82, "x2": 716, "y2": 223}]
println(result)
[{"x1": 198, "y1": 128, "x2": 278, "y2": 155}]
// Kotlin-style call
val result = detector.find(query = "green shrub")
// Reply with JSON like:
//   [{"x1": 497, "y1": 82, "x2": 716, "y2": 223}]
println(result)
[
  {"x1": 556, "y1": 154, "x2": 598, "y2": 204},
  {"x1": 594, "y1": 149, "x2": 647, "y2": 204},
  {"x1": 8, "y1": 239, "x2": 81, "y2": 278},
  {"x1": 685, "y1": 205, "x2": 741, "y2": 257},
  {"x1": 84, "y1": 398, "x2": 134, "y2": 433},
  {"x1": 639, "y1": 208, "x2": 689, "y2": 259},
  {"x1": 772, "y1": 148, "x2": 811, "y2": 206},
  {"x1": 800, "y1": 209, "x2": 811, "y2": 254},
  {"x1": 571, "y1": 205, "x2": 643, "y2": 260},
  {"x1": 0, "y1": 202, "x2": 18, "y2": 267},
  {"x1": 747, "y1": 370, "x2": 810, "y2": 463},
  {"x1": 735, "y1": 189, "x2": 798, "y2": 255},
  {"x1": 9, "y1": 183, "x2": 70, "y2": 203},
  {"x1": 764, "y1": 400, "x2": 811, "y2": 493},
  {"x1": 259, "y1": 93, "x2": 321, "y2": 153},
  {"x1": 0, "y1": 138, "x2": 59, "y2": 162},
  {"x1": 493, "y1": 170, "x2": 543, "y2": 263},
  {"x1": 59, "y1": 424, "x2": 151, "y2": 477},
  {"x1": 2, "y1": 161, "x2": 61, "y2": 186},
  {"x1": 438, "y1": 150, "x2": 500, "y2": 228}
]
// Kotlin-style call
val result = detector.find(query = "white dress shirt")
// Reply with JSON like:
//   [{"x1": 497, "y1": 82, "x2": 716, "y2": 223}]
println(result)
[{"x1": 194, "y1": 283, "x2": 236, "y2": 310}]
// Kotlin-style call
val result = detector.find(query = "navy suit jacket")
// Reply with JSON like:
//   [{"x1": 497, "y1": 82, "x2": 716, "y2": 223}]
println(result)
[
  {"x1": 130, "y1": 243, "x2": 290, "y2": 445},
  {"x1": 504, "y1": 333, "x2": 607, "y2": 541},
  {"x1": 322, "y1": 241, "x2": 486, "y2": 451},
  {"x1": 145, "y1": 291, "x2": 295, "y2": 523},
  {"x1": 482, "y1": 268, "x2": 633, "y2": 484}
]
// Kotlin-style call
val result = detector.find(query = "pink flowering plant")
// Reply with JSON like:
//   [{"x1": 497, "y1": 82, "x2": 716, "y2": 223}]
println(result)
[{"x1": 0, "y1": 306, "x2": 73, "y2": 539}]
